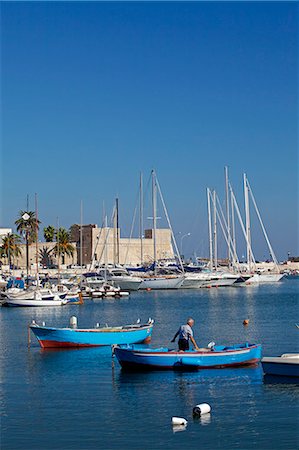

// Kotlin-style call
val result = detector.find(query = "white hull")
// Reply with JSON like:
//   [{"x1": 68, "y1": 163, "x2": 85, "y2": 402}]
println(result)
[
  {"x1": 181, "y1": 275, "x2": 206, "y2": 289},
  {"x1": 201, "y1": 278, "x2": 237, "y2": 287},
  {"x1": 246, "y1": 273, "x2": 285, "y2": 284},
  {"x1": 109, "y1": 277, "x2": 142, "y2": 291},
  {"x1": 140, "y1": 276, "x2": 184, "y2": 290},
  {"x1": 3, "y1": 298, "x2": 67, "y2": 307}
]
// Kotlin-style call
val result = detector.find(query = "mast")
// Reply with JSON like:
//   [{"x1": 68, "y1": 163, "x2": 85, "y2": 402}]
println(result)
[
  {"x1": 246, "y1": 177, "x2": 279, "y2": 269},
  {"x1": 139, "y1": 172, "x2": 144, "y2": 265},
  {"x1": 207, "y1": 188, "x2": 213, "y2": 270},
  {"x1": 244, "y1": 173, "x2": 252, "y2": 272},
  {"x1": 57, "y1": 217, "x2": 60, "y2": 283},
  {"x1": 213, "y1": 189, "x2": 217, "y2": 271},
  {"x1": 230, "y1": 186, "x2": 237, "y2": 269},
  {"x1": 35, "y1": 193, "x2": 39, "y2": 286},
  {"x1": 225, "y1": 166, "x2": 231, "y2": 267},
  {"x1": 116, "y1": 198, "x2": 120, "y2": 265},
  {"x1": 80, "y1": 200, "x2": 83, "y2": 270},
  {"x1": 104, "y1": 215, "x2": 108, "y2": 281},
  {"x1": 151, "y1": 170, "x2": 157, "y2": 271}
]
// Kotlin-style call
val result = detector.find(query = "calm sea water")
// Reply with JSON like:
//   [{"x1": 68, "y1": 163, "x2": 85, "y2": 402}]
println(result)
[{"x1": 1, "y1": 279, "x2": 298, "y2": 450}]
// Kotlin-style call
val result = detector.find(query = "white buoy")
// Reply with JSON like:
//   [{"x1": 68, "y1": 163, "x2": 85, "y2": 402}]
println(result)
[
  {"x1": 42, "y1": 321, "x2": 46, "y2": 326},
  {"x1": 171, "y1": 417, "x2": 188, "y2": 426},
  {"x1": 69, "y1": 316, "x2": 77, "y2": 329},
  {"x1": 192, "y1": 403, "x2": 211, "y2": 417}
]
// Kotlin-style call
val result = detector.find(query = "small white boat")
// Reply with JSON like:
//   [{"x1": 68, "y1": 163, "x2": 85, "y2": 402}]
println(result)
[
  {"x1": 91, "y1": 283, "x2": 129, "y2": 298},
  {"x1": 2, "y1": 284, "x2": 69, "y2": 306},
  {"x1": 262, "y1": 354, "x2": 299, "y2": 377}
]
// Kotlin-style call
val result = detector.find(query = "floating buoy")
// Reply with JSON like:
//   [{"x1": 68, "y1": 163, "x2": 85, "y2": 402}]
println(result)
[
  {"x1": 171, "y1": 417, "x2": 187, "y2": 426},
  {"x1": 70, "y1": 316, "x2": 78, "y2": 329},
  {"x1": 146, "y1": 288, "x2": 151, "y2": 291},
  {"x1": 193, "y1": 403, "x2": 211, "y2": 417},
  {"x1": 243, "y1": 319, "x2": 249, "y2": 326}
]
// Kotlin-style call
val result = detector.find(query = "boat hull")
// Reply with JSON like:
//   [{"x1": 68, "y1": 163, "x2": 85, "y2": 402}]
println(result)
[
  {"x1": 246, "y1": 274, "x2": 285, "y2": 284},
  {"x1": 262, "y1": 356, "x2": 299, "y2": 377},
  {"x1": 114, "y1": 343, "x2": 262, "y2": 371},
  {"x1": 3, "y1": 298, "x2": 67, "y2": 307},
  {"x1": 139, "y1": 276, "x2": 184, "y2": 290},
  {"x1": 30, "y1": 324, "x2": 153, "y2": 348}
]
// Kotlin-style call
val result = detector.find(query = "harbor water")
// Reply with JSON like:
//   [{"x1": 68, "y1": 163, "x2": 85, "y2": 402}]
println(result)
[{"x1": 1, "y1": 279, "x2": 298, "y2": 449}]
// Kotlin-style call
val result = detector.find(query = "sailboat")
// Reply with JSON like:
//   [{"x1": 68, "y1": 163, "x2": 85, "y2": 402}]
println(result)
[
  {"x1": 242, "y1": 174, "x2": 284, "y2": 284},
  {"x1": 137, "y1": 170, "x2": 184, "y2": 290},
  {"x1": 3, "y1": 196, "x2": 68, "y2": 307}
]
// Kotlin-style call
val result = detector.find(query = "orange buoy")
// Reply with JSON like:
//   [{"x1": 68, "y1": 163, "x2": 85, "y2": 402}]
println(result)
[
  {"x1": 146, "y1": 288, "x2": 151, "y2": 291},
  {"x1": 243, "y1": 319, "x2": 249, "y2": 326}
]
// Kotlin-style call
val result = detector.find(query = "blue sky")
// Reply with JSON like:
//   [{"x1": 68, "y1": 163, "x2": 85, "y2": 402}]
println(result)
[{"x1": 1, "y1": 1, "x2": 298, "y2": 260}]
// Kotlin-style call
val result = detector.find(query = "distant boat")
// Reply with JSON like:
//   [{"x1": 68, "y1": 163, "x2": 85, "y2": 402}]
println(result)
[
  {"x1": 2, "y1": 289, "x2": 68, "y2": 307},
  {"x1": 261, "y1": 354, "x2": 299, "y2": 378},
  {"x1": 114, "y1": 342, "x2": 262, "y2": 370},
  {"x1": 91, "y1": 282, "x2": 129, "y2": 298},
  {"x1": 30, "y1": 319, "x2": 154, "y2": 348},
  {"x1": 98, "y1": 267, "x2": 142, "y2": 291}
]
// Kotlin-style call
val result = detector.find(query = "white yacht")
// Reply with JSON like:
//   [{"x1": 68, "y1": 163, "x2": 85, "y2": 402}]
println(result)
[{"x1": 98, "y1": 268, "x2": 142, "y2": 291}]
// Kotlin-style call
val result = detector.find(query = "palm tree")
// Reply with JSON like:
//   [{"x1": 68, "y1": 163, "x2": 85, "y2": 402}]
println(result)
[
  {"x1": 15, "y1": 210, "x2": 41, "y2": 280},
  {"x1": 43, "y1": 225, "x2": 55, "y2": 242},
  {"x1": 53, "y1": 228, "x2": 75, "y2": 265},
  {"x1": 39, "y1": 246, "x2": 54, "y2": 268},
  {"x1": 0, "y1": 233, "x2": 22, "y2": 267}
]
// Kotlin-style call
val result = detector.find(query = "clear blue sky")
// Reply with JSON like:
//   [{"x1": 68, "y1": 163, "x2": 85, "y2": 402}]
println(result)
[{"x1": 1, "y1": 1, "x2": 298, "y2": 260}]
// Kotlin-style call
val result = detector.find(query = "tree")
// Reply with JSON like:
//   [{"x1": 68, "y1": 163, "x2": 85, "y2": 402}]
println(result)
[
  {"x1": 15, "y1": 210, "x2": 41, "y2": 244},
  {"x1": 0, "y1": 233, "x2": 22, "y2": 266},
  {"x1": 53, "y1": 228, "x2": 75, "y2": 264},
  {"x1": 39, "y1": 246, "x2": 54, "y2": 268},
  {"x1": 43, "y1": 225, "x2": 55, "y2": 242},
  {"x1": 15, "y1": 210, "x2": 41, "y2": 280}
]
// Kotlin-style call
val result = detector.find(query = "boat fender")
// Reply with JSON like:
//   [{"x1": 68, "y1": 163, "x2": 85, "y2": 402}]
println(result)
[
  {"x1": 171, "y1": 417, "x2": 187, "y2": 426},
  {"x1": 193, "y1": 403, "x2": 211, "y2": 417},
  {"x1": 70, "y1": 316, "x2": 77, "y2": 329}
]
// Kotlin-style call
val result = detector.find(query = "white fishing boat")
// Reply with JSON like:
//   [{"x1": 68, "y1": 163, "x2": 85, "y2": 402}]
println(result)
[
  {"x1": 262, "y1": 354, "x2": 299, "y2": 378},
  {"x1": 3, "y1": 289, "x2": 68, "y2": 307}
]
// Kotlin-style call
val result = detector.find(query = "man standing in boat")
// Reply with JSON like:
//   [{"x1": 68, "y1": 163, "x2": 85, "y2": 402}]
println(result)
[{"x1": 171, "y1": 318, "x2": 200, "y2": 351}]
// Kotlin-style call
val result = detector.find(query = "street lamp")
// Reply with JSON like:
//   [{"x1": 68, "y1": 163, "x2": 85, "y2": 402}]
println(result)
[{"x1": 180, "y1": 233, "x2": 191, "y2": 258}]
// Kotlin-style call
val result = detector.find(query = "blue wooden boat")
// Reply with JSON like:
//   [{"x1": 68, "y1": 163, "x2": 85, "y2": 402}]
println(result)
[
  {"x1": 262, "y1": 354, "x2": 299, "y2": 378},
  {"x1": 30, "y1": 319, "x2": 153, "y2": 348},
  {"x1": 114, "y1": 343, "x2": 262, "y2": 370}
]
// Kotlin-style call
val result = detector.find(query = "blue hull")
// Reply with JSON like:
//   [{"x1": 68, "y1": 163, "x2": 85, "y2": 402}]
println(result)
[
  {"x1": 30, "y1": 323, "x2": 153, "y2": 348},
  {"x1": 262, "y1": 361, "x2": 299, "y2": 377},
  {"x1": 114, "y1": 343, "x2": 262, "y2": 370}
]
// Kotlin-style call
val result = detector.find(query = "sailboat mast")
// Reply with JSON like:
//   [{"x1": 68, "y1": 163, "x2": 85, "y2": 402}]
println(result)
[
  {"x1": 35, "y1": 193, "x2": 39, "y2": 285},
  {"x1": 207, "y1": 188, "x2": 213, "y2": 270},
  {"x1": 57, "y1": 217, "x2": 60, "y2": 283},
  {"x1": 151, "y1": 170, "x2": 157, "y2": 270},
  {"x1": 225, "y1": 166, "x2": 231, "y2": 267},
  {"x1": 213, "y1": 190, "x2": 218, "y2": 271},
  {"x1": 80, "y1": 200, "x2": 83, "y2": 270},
  {"x1": 139, "y1": 172, "x2": 144, "y2": 265},
  {"x1": 116, "y1": 198, "x2": 120, "y2": 265},
  {"x1": 244, "y1": 173, "x2": 252, "y2": 272},
  {"x1": 230, "y1": 186, "x2": 237, "y2": 268}
]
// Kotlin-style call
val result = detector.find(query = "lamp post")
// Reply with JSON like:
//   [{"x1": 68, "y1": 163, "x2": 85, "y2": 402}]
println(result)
[{"x1": 180, "y1": 233, "x2": 191, "y2": 259}]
